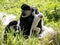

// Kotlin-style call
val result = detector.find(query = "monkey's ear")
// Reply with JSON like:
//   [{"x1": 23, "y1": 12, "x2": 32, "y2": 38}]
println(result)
[{"x1": 21, "y1": 4, "x2": 31, "y2": 10}]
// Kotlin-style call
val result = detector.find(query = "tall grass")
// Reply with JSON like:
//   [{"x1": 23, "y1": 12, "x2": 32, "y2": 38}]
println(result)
[{"x1": 0, "y1": 0, "x2": 60, "y2": 45}]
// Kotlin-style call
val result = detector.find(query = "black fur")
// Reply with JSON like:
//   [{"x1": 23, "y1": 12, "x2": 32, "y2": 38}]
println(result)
[
  {"x1": 4, "y1": 4, "x2": 42, "y2": 39},
  {"x1": 4, "y1": 21, "x2": 18, "y2": 40},
  {"x1": 21, "y1": 4, "x2": 39, "y2": 14},
  {"x1": 21, "y1": 4, "x2": 31, "y2": 10},
  {"x1": 5, "y1": 21, "x2": 18, "y2": 31},
  {"x1": 20, "y1": 4, "x2": 42, "y2": 37},
  {"x1": 20, "y1": 15, "x2": 34, "y2": 36}
]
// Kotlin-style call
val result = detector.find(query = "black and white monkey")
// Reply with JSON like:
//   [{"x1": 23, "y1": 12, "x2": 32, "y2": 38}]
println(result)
[
  {"x1": 20, "y1": 4, "x2": 43, "y2": 37},
  {"x1": 20, "y1": 4, "x2": 54, "y2": 39},
  {"x1": 4, "y1": 4, "x2": 43, "y2": 39},
  {"x1": 4, "y1": 4, "x2": 54, "y2": 40}
]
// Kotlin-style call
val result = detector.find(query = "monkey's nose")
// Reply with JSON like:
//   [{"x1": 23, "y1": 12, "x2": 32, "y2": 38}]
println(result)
[
  {"x1": 38, "y1": 15, "x2": 43, "y2": 18},
  {"x1": 40, "y1": 15, "x2": 43, "y2": 18}
]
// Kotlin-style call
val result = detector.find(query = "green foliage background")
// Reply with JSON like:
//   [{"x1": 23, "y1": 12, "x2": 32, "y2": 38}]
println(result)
[{"x1": 0, "y1": 0, "x2": 60, "y2": 45}]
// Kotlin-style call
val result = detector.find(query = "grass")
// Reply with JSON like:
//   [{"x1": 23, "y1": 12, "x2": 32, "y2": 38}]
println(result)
[
  {"x1": 0, "y1": 0, "x2": 60, "y2": 45},
  {"x1": 0, "y1": 25, "x2": 60, "y2": 45}
]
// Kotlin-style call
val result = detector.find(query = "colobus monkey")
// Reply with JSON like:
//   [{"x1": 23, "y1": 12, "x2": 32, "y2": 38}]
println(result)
[{"x1": 4, "y1": 4, "x2": 43, "y2": 39}]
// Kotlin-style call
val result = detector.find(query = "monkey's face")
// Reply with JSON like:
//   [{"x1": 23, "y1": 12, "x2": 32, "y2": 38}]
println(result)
[
  {"x1": 21, "y1": 4, "x2": 33, "y2": 17},
  {"x1": 21, "y1": 10, "x2": 32, "y2": 17},
  {"x1": 21, "y1": 4, "x2": 42, "y2": 18}
]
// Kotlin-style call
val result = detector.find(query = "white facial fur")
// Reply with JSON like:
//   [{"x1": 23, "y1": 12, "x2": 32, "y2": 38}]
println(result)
[{"x1": 22, "y1": 10, "x2": 32, "y2": 17}]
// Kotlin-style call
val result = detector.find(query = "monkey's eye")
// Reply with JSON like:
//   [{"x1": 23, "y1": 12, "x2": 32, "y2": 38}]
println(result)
[{"x1": 35, "y1": 9, "x2": 39, "y2": 14}]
